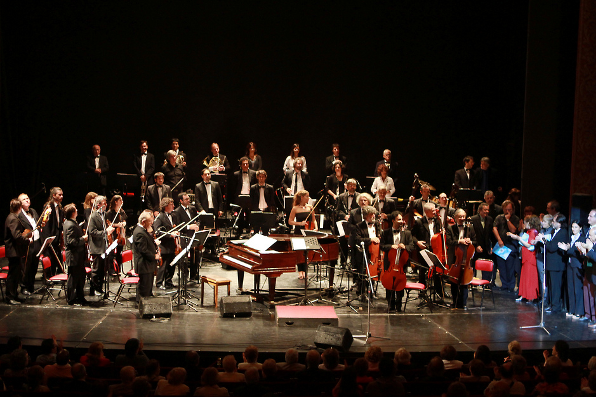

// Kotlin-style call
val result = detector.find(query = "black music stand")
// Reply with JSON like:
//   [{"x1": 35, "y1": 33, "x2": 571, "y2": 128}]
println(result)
[
  {"x1": 290, "y1": 237, "x2": 321, "y2": 306},
  {"x1": 419, "y1": 249, "x2": 448, "y2": 309},
  {"x1": 250, "y1": 211, "x2": 277, "y2": 236},
  {"x1": 172, "y1": 230, "x2": 210, "y2": 311}
]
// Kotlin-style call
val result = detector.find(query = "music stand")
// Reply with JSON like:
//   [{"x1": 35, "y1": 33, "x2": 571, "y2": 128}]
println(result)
[
  {"x1": 249, "y1": 211, "x2": 277, "y2": 236},
  {"x1": 290, "y1": 237, "x2": 321, "y2": 305},
  {"x1": 172, "y1": 230, "x2": 210, "y2": 311}
]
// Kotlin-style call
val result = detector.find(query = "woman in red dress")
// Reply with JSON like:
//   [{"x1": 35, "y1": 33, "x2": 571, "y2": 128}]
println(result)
[{"x1": 509, "y1": 215, "x2": 541, "y2": 303}]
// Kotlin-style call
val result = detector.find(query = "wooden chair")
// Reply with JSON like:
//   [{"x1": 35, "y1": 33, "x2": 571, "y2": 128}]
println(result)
[{"x1": 469, "y1": 259, "x2": 495, "y2": 308}]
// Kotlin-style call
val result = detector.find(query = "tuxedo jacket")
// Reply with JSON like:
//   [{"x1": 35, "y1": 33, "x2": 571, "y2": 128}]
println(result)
[
  {"x1": 4, "y1": 213, "x2": 28, "y2": 258},
  {"x1": 346, "y1": 207, "x2": 364, "y2": 245},
  {"x1": 203, "y1": 154, "x2": 230, "y2": 173},
  {"x1": 567, "y1": 233, "x2": 585, "y2": 270},
  {"x1": 146, "y1": 184, "x2": 172, "y2": 212},
  {"x1": 337, "y1": 192, "x2": 360, "y2": 220},
  {"x1": 86, "y1": 155, "x2": 109, "y2": 186},
  {"x1": 544, "y1": 228, "x2": 568, "y2": 271},
  {"x1": 353, "y1": 220, "x2": 381, "y2": 268},
  {"x1": 380, "y1": 227, "x2": 414, "y2": 271},
  {"x1": 232, "y1": 169, "x2": 257, "y2": 199},
  {"x1": 372, "y1": 197, "x2": 397, "y2": 217},
  {"x1": 470, "y1": 214, "x2": 494, "y2": 255},
  {"x1": 153, "y1": 212, "x2": 176, "y2": 254},
  {"x1": 437, "y1": 206, "x2": 456, "y2": 229},
  {"x1": 250, "y1": 184, "x2": 276, "y2": 212},
  {"x1": 87, "y1": 211, "x2": 108, "y2": 254},
  {"x1": 411, "y1": 216, "x2": 442, "y2": 251},
  {"x1": 446, "y1": 223, "x2": 477, "y2": 265},
  {"x1": 18, "y1": 208, "x2": 39, "y2": 234},
  {"x1": 325, "y1": 155, "x2": 347, "y2": 174},
  {"x1": 454, "y1": 168, "x2": 476, "y2": 189},
  {"x1": 282, "y1": 170, "x2": 311, "y2": 193},
  {"x1": 63, "y1": 218, "x2": 86, "y2": 267},
  {"x1": 133, "y1": 152, "x2": 156, "y2": 185},
  {"x1": 195, "y1": 181, "x2": 223, "y2": 213},
  {"x1": 132, "y1": 225, "x2": 157, "y2": 275},
  {"x1": 41, "y1": 203, "x2": 64, "y2": 244},
  {"x1": 173, "y1": 205, "x2": 199, "y2": 240}
]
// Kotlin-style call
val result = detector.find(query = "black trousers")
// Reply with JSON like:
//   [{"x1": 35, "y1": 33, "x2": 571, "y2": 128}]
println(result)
[
  {"x1": 548, "y1": 270, "x2": 563, "y2": 311},
  {"x1": 90, "y1": 254, "x2": 106, "y2": 293},
  {"x1": 137, "y1": 273, "x2": 154, "y2": 301},
  {"x1": 386, "y1": 289, "x2": 404, "y2": 309},
  {"x1": 6, "y1": 257, "x2": 23, "y2": 301},
  {"x1": 156, "y1": 254, "x2": 175, "y2": 286},
  {"x1": 67, "y1": 265, "x2": 86, "y2": 304},
  {"x1": 22, "y1": 240, "x2": 41, "y2": 292},
  {"x1": 450, "y1": 282, "x2": 469, "y2": 308},
  {"x1": 567, "y1": 265, "x2": 584, "y2": 315}
]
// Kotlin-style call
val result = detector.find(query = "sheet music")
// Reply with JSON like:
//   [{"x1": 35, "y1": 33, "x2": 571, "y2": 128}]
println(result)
[
  {"x1": 336, "y1": 220, "x2": 347, "y2": 237},
  {"x1": 291, "y1": 238, "x2": 306, "y2": 250},
  {"x1": 244, "y1": 233, "x2": 277, "y2": 251}
]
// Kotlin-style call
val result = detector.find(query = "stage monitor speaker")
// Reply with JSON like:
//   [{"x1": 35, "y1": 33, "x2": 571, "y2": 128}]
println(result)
[
  {"x1": 220, "y1": 296, "x2": 252, "y2": 318},
  {"x1": 571, "y1": 193, "x2": 593, "y2": 227},
  {"x1": 139, "y1": 296, "x2": 172, "y2": 319},
  {"x1": 314, "y1": 325, "x2": 353, "y2": 352}
]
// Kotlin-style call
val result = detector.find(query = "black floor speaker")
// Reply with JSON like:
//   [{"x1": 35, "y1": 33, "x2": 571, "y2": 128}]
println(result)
[
  {"x1": 314, "y1": 325, "x2": 353, "y2": 352},
  {"x1": 220, "y1": 296, "x2": 252, "y2": 318},
  {"x1": 139, "y1": 296, "x2": 172, "y2": 319}
]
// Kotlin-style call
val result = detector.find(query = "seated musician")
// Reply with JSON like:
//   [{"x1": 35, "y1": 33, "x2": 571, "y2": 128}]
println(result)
[
  {"x1": 372, "y1": 185, "x2": 396, "y2": 227},
  {"x1": 203, "y1": 142, "x2": 230, "y2": 174},
  {"x1": 289, "y1": 190, "x2": 317, "y2": 280},
  {"x1": 154, "y1": 198, "x2": 179, "y2": 290},
  {"x1": 132, "y1": 210, "x2": 159, "y2": 302},
  {"x1": 371, "y1": 164, "x2": 395, "y2": 198},
  {"x1": 411, "y1": 202, "x2": 443, "y2": 288},
  {"x1": 437, "y1": 193, "x2": 456, "y2": 228},
  {"x1": 334, "y1": 179, "x2": 360, "y2": 269},
  {"x1": 407, "y1": 184, "x2": 436, "y2": 218},
  {"x1": 232, "y1": 157, "x2": 257, "y2": 239},
  {"x1": 283, "y1": 158, "x2": 311, "y2": 196},
  {"x1": 325, "y1": 143, "x2": 347, "y2": 175},
  {"x1": 446, "y1": 209, "x2": 477, "y2": 309},
  {"x1": 347, "y1": 193, "x2": 373, "y2": 238},
  {"x1": 249, "y1": 170, "x2": 276, "y2": 235},
  {"x1": 146, "y1": 172, "x2": 172, "y2": 218},
  {"x1": 162, "y1": 150, "x2": 185, "y2": 201},
  {"x1": 380, "y1": 211, "x2": 414, "y2": 312},
  {"x1": 173, "y1": 193, "x2": 200, "y2": 282},
  {"x1": 354, "y1": 206, "x2": 380, "y2": 299},
  {"x1": 106, "y1": 195, "x2": 127, "y2": 277},
  {"x1": 194, "y1": 168, "x2": 223, "y2": 256}
]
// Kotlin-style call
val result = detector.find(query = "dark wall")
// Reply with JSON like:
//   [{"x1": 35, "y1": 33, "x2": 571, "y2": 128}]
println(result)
[{"x1": 1, "y1": 2, "x2": 532, "y2": 219}]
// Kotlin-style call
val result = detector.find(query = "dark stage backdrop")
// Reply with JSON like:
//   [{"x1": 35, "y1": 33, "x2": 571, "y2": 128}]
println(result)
[{"x1": 1, "y1": 2, "x2": 530, "y2": 220}]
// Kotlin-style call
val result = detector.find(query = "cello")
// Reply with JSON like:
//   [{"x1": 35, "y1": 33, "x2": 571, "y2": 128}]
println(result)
[
  {"x1": 431, "y1": 213, "x2": 448, "y2": 274},
  {"x1": 380, "y1": 220, "x2": 409, "y2": 292},
  {"x1": 447, "y1": 218, "x2": 475, "y2": 285}
]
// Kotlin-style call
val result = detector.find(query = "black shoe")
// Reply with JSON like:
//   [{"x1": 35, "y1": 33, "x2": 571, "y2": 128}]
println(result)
[
  {"x1": 20, "y1": 288, "x2": 31, "y2": 296},
  {"x1": 15, "y1": 297, "x2": 26, "y2": 303}
]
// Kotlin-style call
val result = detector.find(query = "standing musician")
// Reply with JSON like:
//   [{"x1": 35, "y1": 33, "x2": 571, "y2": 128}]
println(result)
[
  {"x1": 437, "y1": 193, "x2": 456, "y2": 228},
  {"x1": 372, "y1": 185, "x2": 397, "y2": 226},
  {"x1": 374, "y1": 149, "x2": 398, "y2": 180},
  {"x1": 411, "y1": 202, "x2": 443, "y2": 287},
  {"x1": 283, "y1": 158, "x2": 311, "y2": 196},
  {"x1": 326, "y1": 161, "x2": 348, "y2": 208},
  {"x1": 133, "y1": 140, "x2": 155, "y2": 201},
  {"x1": 4, "y1": 199, "x2": 29, "y2": 304},
  {"x1": 470, "y1": 203, "x2": 494, "y2": 281},
  {"x1": 232, "y1": 157, "x2": 257, "y2": 239},
  {"x1": 249, "y1": 170, "x2": 276, "y2": 235},
  {"x1": 173, "y1": 193, "x2": 200, "y2": 281},
  {"x1": 446, "y1": 209, "x2": 477, "y2": 309},
  {"x1": 484, "y1": 190, "x2": 503, "y2": 220},
  {"x1": 246, "y1": 142, "x2": 262, "y2": 171},
  {"x1": 325, "y1": 143, "x2": 347, "y2": 175},
  {"x1": 407, "y1": 184, "x2": 436, "y2": 217},
  {"x1": 17, "y1": 194, "x2": 41, "y2": 296},
  {"x1": 454, "y1": 155, "x2": 476, "y2": 189},
  {"x1": 146, "y1": 172, "x2": 172, "y2": 217},
  {"x1": 88, "y1": 195, "x2": 116, "y2": 297},
  {"x1": 195, "y1": 168, "x2": 224, "y2": 256},
  {"x1": 63, "y1": 203, "x2": 88, "y2": 306},
  {"x1": 86, "y1": 145, "x2": 109, "y2": 195},
  {"x1": 371, "y1": 164, "x2": 396, "y2": 198},
  {"x1": 40, "y1": 187, "x2": 65, "y2": 276},
  {"x1": 106, "y1": 195, "x2": 127, "y2": 276},
  {"x1": 132, "y1": 210, "x2": 159, "y2": 301},
  {"x1": 335, "y1": 179, "x2": 360, "y2": 268},
  {"x1": 492, "y1": 200, "x2": 520, "y2": 293},
  {"x1": 354, "y1": 206, "x2": 380, "y2": 299},
  {"x1": 204, "y1": 142, "x2": 230, "y2": 174},
  {"x1": 162, "y1": 150, "x2": 185, "y2": 202},
  {"x1": 164, "y1": 138, "x2": 187, "y2": 168},
  {"x1": 289, "y1": 190, "x2": 317, "y2": 280},
  {"x1": 154, "y1": 198, "x2": 179, "y2": 290},
  {"x1": 82, "y1": 192, "x2": 98, "y2": 231},
  {"x1": 380, "y1": 211, "x2": 414, "y2": 312}
]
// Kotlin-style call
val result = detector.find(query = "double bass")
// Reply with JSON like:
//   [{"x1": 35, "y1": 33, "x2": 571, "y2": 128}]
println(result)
[
  {"x1": 447, "y1": 219, "x2": 475, "y2": 285},
  {"x1": 380, "y1": 222, "x2": 409, "y2": 292}
]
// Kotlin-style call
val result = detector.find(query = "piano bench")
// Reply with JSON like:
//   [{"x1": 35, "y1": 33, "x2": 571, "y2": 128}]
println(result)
[{"x1": 200, "y1": 276, "x2": 231, "y2": 308}]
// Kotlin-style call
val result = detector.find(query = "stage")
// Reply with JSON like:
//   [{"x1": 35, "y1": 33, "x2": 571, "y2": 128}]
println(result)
[{"x1": 1, "y1": 255, "x2": 595, "y2": 359}]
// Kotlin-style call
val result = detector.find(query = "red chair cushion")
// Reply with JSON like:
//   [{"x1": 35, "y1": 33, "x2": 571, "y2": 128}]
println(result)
[
  {"x1": 49, "y1": 274, "x2": 68, "y2": 282},
  {"x1": 0, "y1": 273, "x2": 7, "y2": 280},
  {"x1": 85, "y1": 267, "x2": 92, "y2": 274},
  {"x1": 122, "y1": 277, "x2": 139, "y2": 284},
  {"x1": 470, "y1": 279, "x2": 490, "y2": 286},
  {"x1": 405, "y1": 282, "x2": 426, "y2": 290}
]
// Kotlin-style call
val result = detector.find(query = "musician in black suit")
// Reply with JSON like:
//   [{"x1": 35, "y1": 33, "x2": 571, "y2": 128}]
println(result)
[
  {"x1": 454, "y1": 155, "x2": 476, "y2": 189},
  {"x1": 325, "y1": 143, "x2": 347, "y2": 175},
  {"x1": 538, "y1": 214, "x2": 568, "y2": 313},
  {"x1": 88, "y1": 195, "x2": 115, "y2": 296},
  {"x1": 195, "y1": 169, "x2": 224, "y2": 217},
  {"x1": 133, "y1": 140, "x2": 156, "y2": 191},
  {"x1": 446, "y1": 209, "x2": 477, "y2": 309},
  {"x1": 407, "y1": 184, "x2": 437, "y2": 219},
  {"x1": 132, "y1": 211, "x2": 159, "y2": 301},
  {"x1": 470, "y1": 203, "x2": 495, "y2": 281},
  {"x1": 373, "y1": 149, "x2": 398, "y2": 180},
  {"x1": 232, "y1": 157, "x2": 257, "y2": 239},
  {"x1": 173, "y1": 193, "x2": 200, "y2": 281},
  {"x1": 283, "y1": 158, "x2": 311, "y2": 196},
  {"x1": 336, "y1": 179, "x2": 360, "y2": 222},
  {"x1": 484, "y1": 190, "x2": 503, "y2": 220},
  {"x1": 474, "y1": 157, "x2": 501, "y2": 195},
  {"x1": 17, "y1": 194, "x2": 41, "y2": 295},
  {"x1": 40, "y1": 187, "x2": 65, "y2": 276},
  {"x1": 4, "y1": 199, "x2": 28, "y2": 304},
  {"x1": 164, "y1": 138, "x2": 187, "y2": 168},
  {"x1": 436, "y1": 193, "x2": 456, "y2": 229},
  {"x1": 354, "y1": 206, "x2": 381, "y2": 298},
  {"x1": 492, "y1": 200, "x2": 520, "y2": 293},
  {"x1": 154, "y1": 198, "x2": 179, "y2": 289},
  {"x1": 250, "y1": 170, "x2": 276, "y2": 235},
  {"x1": 372, "y1": 185, "x2": 397, "y2": 225},
  {"x1": 411, "y1": 203, "x2": 443, "y2": 286},
  {"x1": 162, "y1": 150, "x2": 185, "y2": 202},
  {"x1": 380, "y1": 211, "x2": 414, "y2": 312},
  {"x1": 347, "y1": 193, "x2": 373, "y2": 248},
  {"x1": 63, "y1": 203, "x2": 88, "y2": 305},
  {"x1": 203, "y1": 142, "x2": 231, "y2": 174},
  {"x1": 146, "y1": 172, "x2": 172, "y2": 217},
  {"x1": 86, "y1": 145, "x2": 109, "y2": 195}
]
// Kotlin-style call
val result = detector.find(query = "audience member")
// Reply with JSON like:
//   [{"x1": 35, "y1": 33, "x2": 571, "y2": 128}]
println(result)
[
  {"x1": 510, "y1": 355, "x2": 530, "y2": 381},
  {"x1": 424, "y1": 356, "x2": 448, "y2": 382},
  {"x1": 155, "y1": 367, "x2": 189, "y2": 396},
  {"x1": 297, "y1": 349, "x2": 334, "y2": 382},
  {"x1": 442, "y1": 345, "x2": 464, "y2": 370},
  {"x1": 4, "y1": 349, "x2": 29, "y2": 377},
  {"x1": 277, "y1": 348, "x2": 305, "y2": 371},
  {"x1": 367, "y1": 357, "x2": 406, "y2": 397},
  {"x1": 394, "y1": 347, "x2": 413, "y2": 373},
  {"x1": 108, "y1": 365, "x2": 136, "y2": 397},
  {"x1": 44, "y1": 349, "x2": 72, "y2": 378},
  {"x1": 136, "y1": 359, "x2": 165, "y2": 387},
  {"x1": 115, "y1": 338, "x2": 149, "y2": 369},
  {"x1": 580, "y1": 369, "x2": 596, "y2": 395},
  {"x1": 459, "y1": 359, "x2": 490, "y2": 383},
  {"x1": 25, "y1": 364, "x2": 50, "y2": 392},
  {"x1": 589, "y1": 356, "x2": 596, "y2": 371},
  {"x1": 475, "y1": 345, "x2": 497, "y2": 368},
  {"x1": 234, "y1": 367, "x2": 271, "y2": 397},
  {"x1": 445, "y1": 381, "x2": 469, "y2": 397},
  {"x1": 80, "y1": 342, "x2": 111, "y2": 367},
  {"x1": 353, "y1": 358, "x2": 374, "y2": 383},
  {"x1": 261, "y1": 358, "x2": 281, "y2": 381},
  {"x1": 238, "y1": 345, "x2": 262, "y2": 371},
  {"x1": 544, "y1": 340, "x2": 573, "y2": 366},
  {"x1": 486, "y1": 363, "x2": 525, "y2": 396},
  {"x1": 320, "y1": 348, "x2": 346, "y2": 371},
  {"x1": 505, "y1": 341, "x2": 522, "y2": 363},
  {"x1": 194, "y1": 367, "x2": 229, "y2": 397},
  {"x1": 332, "y1": 366, "x2": 362, "y2": 397},
  {"x1": 365, "y1": 346, "x2": 383, "y2": 372},
  {"x1": 0, "y1": 336, "x2": 22, "y2": 368},
  {"x1": 485, "y1": 380, "x2": 510, "y2": 397},
  {"x1": 132, "y1": 378, "x2": 152, "y2": 397},
  {"x1": 35, "y1": 337, "x2": 59, "y2": 366},
  {"x1": 533, "y1": 357, "x2": 569, "y2": 396},
  {"x1": 61, "y1": 363, "x2": 97, "y2": 395},
  {"x1": 218, "y1": 355, "x2": 246, "y2": 383},
  {"x1": 185, "y1": 350, "x2": 203, "y2": 381}
]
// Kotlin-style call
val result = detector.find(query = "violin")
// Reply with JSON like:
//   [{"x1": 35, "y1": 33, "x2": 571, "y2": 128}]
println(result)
[
  {"x1": 305, "y1": 195, "x2": 325, "y2": 230},
  {"x1": 23, "y1": 205, "x2": 52, "y2": 239},
  {"x1": 107, "y1": 202, "x2": 126, "y2": 246},
  {"x1": 448, "y1": 220, "x2": 475, "y2": 285},
  {"x1": 380, "y1": 246, "x2": 408, "y2": 292}
]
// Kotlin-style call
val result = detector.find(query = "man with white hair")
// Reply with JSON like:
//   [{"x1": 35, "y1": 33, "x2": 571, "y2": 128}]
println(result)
[
  {"x1": 411, "y1": 202, "x2": 443, "y2": 287},
  {"x1": 132, "y1": 210, "x2": 159, "y2": 301},
  {"x1": 446, "y1": 208, "x2": 476, "y2": 309}
]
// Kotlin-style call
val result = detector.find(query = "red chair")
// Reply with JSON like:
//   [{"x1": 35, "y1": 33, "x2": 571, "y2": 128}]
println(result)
[
  {"x1": 469, "y1": 259, "x2": 495, "y2": 308},
  {"x1": 0, "y1": 272, "x2": 7, "y2": 301},
  {"x1": 38, "y1": 256, "x2": 68, "y2": 303},
  {"x1": 113, "y1": 250, "x2": 138, "y2": 306},
  {"x1": 403, "y1": 282, "x2": 433, "y2": 313},
  {"x1": 0, "y1": 245, "x2": 8, "y2": 272}
]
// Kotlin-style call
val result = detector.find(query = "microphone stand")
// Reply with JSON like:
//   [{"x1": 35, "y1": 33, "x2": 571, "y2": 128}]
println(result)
[{"x1": 520, "y1": 235, "x2": 550, "y2": 334}]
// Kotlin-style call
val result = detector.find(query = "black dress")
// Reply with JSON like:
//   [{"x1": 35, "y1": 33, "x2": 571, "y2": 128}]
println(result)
[{"x1": 294, "y1": 211, "x2": 310, "y2": 272}]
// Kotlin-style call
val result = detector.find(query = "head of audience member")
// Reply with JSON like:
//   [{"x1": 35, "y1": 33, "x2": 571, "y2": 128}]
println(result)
[
  {"x1": 71, "y1": 363, "x2": 87, "y2": 381},
  {"x1": 337, "y1": 366, "x2": 359, "y2": 395},
  {"x1": 40, "y1": 337, "x2": 58, "y2": 356},
  {"x1": 474, "y1": 345, "x2": 493, "y2": 366},
  {"x1": 321, "y1": 348, "x2": 341, "y2": 370},
  {"x1": 284, "y1": 348, "x2": 299, "y2": 365},
  {"x1": 510, "y1": 355, "x2": 527, "y2": 378},
  {"x1": 588, "y1": 210, "x2": 596, "y2": 227},
  {"x1": 546, "y1": 200, "x2": 560, "y2": 216},
  {"x1": 496, "y1": 362, "x2": 514, "y2": 381},
  {"x1": 588, "y1": 370, "x2": 596, "y2": 392},
  {"x1": 468, "y1": 359, "x2": 485, "y2": 378},
  {"x1": 485, "y1": 381, "x2": 510, "y2": 397},
  {"x1": 132, "y1": 378, "x2": 152, "y2": 397},
  {"x1": 124, "y1": 338, "x2": 141, "y2": 358},
  {"x1": 484, "y1": 191, "x2": 496, "y2": 205},
  {"x1": 508, "y1": 340, "x2": 522, "y2": 357},
  {"x1": 244, "y1": 367, "x2": 260, "y2": 384},
  {"x1": 305, "y1": 350, "x2": 321, "y2": 370},
  {"x1": 463, "y1": 155, "x2": 474, "y2": 169},
  {"x1": 10, "y1": 349, "x2": 29, "y2": 372},
  {"x1": 5, "y1": 336, "x2": 22, "y2": 354},
  {"x1": 166, "y1": 367, "x2": 187, "y2": 386},
  {"x1": 480, "y1": 157, "x2": 490, "y2": 170},
  {"x1": 542, "y1": 356, "x2": 562, "y2": 384},
  {"x1": 27, "y1": 365, "x2": 45, "y2": 389},
  {"x1": 56, "y1": 349, "x2": 70, "y2": 366},
  {"x1": 185, "y1": 350, "x2": 200, "y2": 369},
  {"x1": 120, "y1": 366, "x2": 136, "y2": 385},
  {"x1": 427, "y1": 356, "x2": 445, "y2": 378},
  {"x1": 365, "y1": 346, "x2": 383, "y2": 370},
  {"x1": 222, "y1": 355, "x2": 238, "y2": 374},
  {"x1": 446, "y1": 381, "x2": 469, "y2": 397},
  {"x1": 293, "y1": 158, "x2": 304, "y2": 172},
  {"x1": 243, "y1": 345, "x2": 259, "y2": 364},
  {"x1": 394, "y1": 348, "x2": 411, "y2": 366},
  {"x1": 201, "y1": 367, "x2": 220, "y2": 387},
  {"x1": 262, "y1": 358, "x2": 278, "y2": 379},
  {"x1": 85, "y1": 342, "x2": 106, "y2": 366},
  {"x1": 145, "y1": 359, "x2": 161, "y2": 380},
  {"x1": 379, "y1": 357, "x2": 397, "y2": 378},
  {"x1": 588, "y1": 356, "x2": 596, "y2": 371},
  {"x1": 353, "y1": 358, "x2": 369, "y2": 377},
  {"x1": 440, "y1": 345, "x2": 458, "y2": 362},
  {"x1": 552, "y1": 340, "x2": 570, "y2": 363},
  {"x1": 346, "y1": 179, "x2": 357, "y2": 194}
]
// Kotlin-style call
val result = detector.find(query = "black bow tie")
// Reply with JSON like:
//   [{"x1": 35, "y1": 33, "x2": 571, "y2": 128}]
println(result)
[
  {"x1": 142, "y1": 153, "x2": 147, "y2": 156},
  {"x1": 379, "y1": 200, "x2": 384, "y2": 203},
  {"x1": 349, "y1": 195, "x2": 354, "y2": 198},
  {"x1": 367, "y1": 222, "x2": 374, "y2": 226},
  {"x1": 242, "y1": 171, "x2": 248, "y2": 174},
  {"x1": 204, "y1": 182, "x2": 211, "y2": 185},
  {"x1": 259, "y1": 185, "x2": 265, "y2": 189},
  {"x1": 393, "y1": 229, "x2": 400, "y2": 234}
]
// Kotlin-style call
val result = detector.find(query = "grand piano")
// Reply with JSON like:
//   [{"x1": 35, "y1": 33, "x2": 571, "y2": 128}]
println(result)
[{"x1": 219, "y1": 233, "x2": 339, "y2": 302}]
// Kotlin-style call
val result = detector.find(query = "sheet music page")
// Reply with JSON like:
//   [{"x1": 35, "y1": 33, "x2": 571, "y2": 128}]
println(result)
[
  {"x1": 291, "y1": 238, "x2": 307, "y2": 250},
  {"x1": 336, "y1": 220, "x2": 346, "y2": 237},
  {"x1": 243, "y1": 233, "x2": 277, "y2": 251}
]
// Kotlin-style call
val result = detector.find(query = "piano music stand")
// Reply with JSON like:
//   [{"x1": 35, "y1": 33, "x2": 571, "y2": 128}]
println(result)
[
  {"x1": 290, "y1": 237, "x2": 322, "y2": 306},
  {"x1": 250, "y1": 211, "x2": 277, "y2": 236}
]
